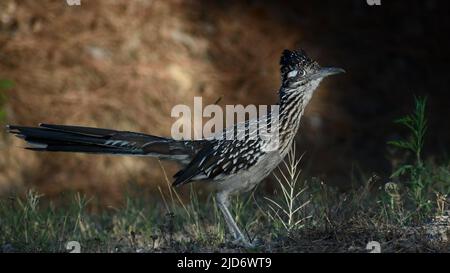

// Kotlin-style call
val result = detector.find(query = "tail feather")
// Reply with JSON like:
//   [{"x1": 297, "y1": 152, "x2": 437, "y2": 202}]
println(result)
[
  {"x1": 6, "y1": 123, "x2": 199, "y2": 162},
  {"x1": 38, "y1": 123, "x2": 123, "y2": 137}
]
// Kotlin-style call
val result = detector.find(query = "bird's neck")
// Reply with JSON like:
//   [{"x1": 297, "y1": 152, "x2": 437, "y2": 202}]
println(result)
[{"x1": 275, "y1": 83, "x2": 318, "y2": 155}]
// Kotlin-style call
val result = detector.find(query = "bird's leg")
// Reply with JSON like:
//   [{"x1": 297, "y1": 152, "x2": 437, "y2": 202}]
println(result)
[{"x1": 216, "y1": 192, "x2": 252, "y2": 247}]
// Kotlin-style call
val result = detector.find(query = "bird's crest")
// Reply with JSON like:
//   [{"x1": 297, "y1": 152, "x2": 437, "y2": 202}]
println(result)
[{"x1": 280, "y1": 49, "x2": 319, "y2": 79}]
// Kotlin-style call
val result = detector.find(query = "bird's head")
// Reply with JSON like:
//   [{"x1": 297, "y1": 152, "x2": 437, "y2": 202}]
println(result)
[{"x1": 280, "y1": 49, "x2": 345, "y2": 91}]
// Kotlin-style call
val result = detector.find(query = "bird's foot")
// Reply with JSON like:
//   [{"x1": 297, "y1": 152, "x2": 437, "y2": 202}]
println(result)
[{"x1": 231, "y1": 237, "x2": 256, "y2": 248}]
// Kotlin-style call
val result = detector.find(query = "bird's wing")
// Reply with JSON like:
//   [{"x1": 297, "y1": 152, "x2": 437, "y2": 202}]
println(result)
[{"x1": 172, "y1": 138, "x2": 264, "y2": 186}]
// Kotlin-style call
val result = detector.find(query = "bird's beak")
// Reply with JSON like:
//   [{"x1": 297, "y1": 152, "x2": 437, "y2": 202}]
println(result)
[{"x1": 315, "y1": 67, "x2": 346, "y2": 79}]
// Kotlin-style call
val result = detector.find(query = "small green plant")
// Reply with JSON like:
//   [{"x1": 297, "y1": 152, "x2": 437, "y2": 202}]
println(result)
[
  {"x1": 264, "y1": 145, "x2": 311, "y2": 233},
  {"x1": 389, "y1": 96, "x2": 427, "y2": 169},
  {"x1": 388, "y1": 96, "x2": 431, "y2": 221}
]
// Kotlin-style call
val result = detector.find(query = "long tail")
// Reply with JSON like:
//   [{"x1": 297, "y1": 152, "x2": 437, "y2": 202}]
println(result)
[{"x1": 7, "y1": 123, "x2": 201, "y2": 164}]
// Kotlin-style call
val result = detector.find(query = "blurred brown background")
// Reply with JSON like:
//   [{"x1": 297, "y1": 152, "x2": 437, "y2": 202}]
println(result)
[{"x1": 1, "y1": 0, "x2": 449, "y2": 205}]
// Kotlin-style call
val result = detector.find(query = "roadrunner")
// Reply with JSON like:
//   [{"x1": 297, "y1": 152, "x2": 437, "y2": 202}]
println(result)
[{"x1": 7, "y1": 49, "x2": 344, "y2": 247}]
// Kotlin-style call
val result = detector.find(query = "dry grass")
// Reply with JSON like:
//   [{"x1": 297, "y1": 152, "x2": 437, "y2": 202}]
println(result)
[{"x1": 1, "y1": 171, "x2": 448, "y2": 253}]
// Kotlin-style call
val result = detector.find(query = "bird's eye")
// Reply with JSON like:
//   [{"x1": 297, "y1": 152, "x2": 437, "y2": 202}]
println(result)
[{"x1": 287, "y1": 69, "x2": 306, "y2": 79}]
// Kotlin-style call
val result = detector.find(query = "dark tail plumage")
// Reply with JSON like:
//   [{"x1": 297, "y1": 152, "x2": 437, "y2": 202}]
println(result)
[{"x1": 7, "y1": 123, "x2": 201, "y2": 164}]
